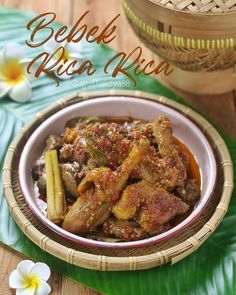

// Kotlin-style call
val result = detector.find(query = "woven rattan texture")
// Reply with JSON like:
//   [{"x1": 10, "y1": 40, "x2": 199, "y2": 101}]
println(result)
[
  {"x1": 11, "y1": 152, "x2": 222, "y2": 257},
  {"x1": 3, "y1": 91, "x2": 233, "y2": 270},
  {"x1": 156, "y1": 0, "x2": 236, "y2": 13},
  {"x1": 123, "y1": 0, "x2": 236, "y2": 71}
]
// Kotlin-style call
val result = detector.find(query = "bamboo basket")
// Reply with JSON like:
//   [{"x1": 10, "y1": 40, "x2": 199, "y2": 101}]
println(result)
[
  {"x1": 2, "y1": 90, "x2": 234, "y2": 271},
  {"x1": 122, "y1": 0, "x2": 236, "y2": 94}
]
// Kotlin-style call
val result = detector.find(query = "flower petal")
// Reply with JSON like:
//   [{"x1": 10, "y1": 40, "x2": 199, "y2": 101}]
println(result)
[
  {"x1": 0, "y1": 50, "x2": 4, "y2": 65},
  {"x1": 69, "y1": 53, "x2": 83, "y2": 60},
  {"x1": 66, "y1": 42, "x2": 83, "y2": 57},
  {"x1": 29, "y1": 263, "x2": 51, "y2": 281},
  {"x1": 55, "y1": 70, "x2": 72, "y2": 80},
  {"x1": 44, "y1": 38, "x2": 66, "y2": 53},
  {"x1": 9, "y1": 79, "x2": 32, "y2": 103},
  {"x1": 0, "y1": 81, "x2": 11, "y2": 98},
  {"x1": 20, "y1": 59, "x2": 39, "y2": 82},
  {"x1": 17, "y1": 260, "x2": 35, "y2": 278},
  {"x1": 35, "y1": 279, "x2": 51, "y2": 295},
  {"x1": 42, "y1": 46, "x2": 65, "y2": 70},
  {"x1": 16, "y1": 287, "x2": 36, "y2": 295},
  {"x1": 3, "y1": 43, "x2": 26, "y2": 61},
  {"x1": 9, "y1": 270, "x2": 24, "y2": 289}
]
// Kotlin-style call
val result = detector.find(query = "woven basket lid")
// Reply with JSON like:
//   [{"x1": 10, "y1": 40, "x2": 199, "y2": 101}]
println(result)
[
  {"x1": 125, "y1": 0, "x2": 236, "y2": 40},
  {"x1": 150, "y1": 0, "x2": 236, "y2": 14}
]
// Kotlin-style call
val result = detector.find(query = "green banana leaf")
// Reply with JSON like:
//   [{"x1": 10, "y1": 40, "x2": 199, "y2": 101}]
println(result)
[{"x1": 0, "y1": 7, "x2": 235, "y2": 295}]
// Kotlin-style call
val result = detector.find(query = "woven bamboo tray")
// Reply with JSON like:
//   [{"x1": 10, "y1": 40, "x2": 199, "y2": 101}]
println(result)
[
  {"x1": 2, "y1": 90, "x2": 234, "y2": 271},
  {"x1": 122, "y1": 0, "x2": 236, "y2": 94}
]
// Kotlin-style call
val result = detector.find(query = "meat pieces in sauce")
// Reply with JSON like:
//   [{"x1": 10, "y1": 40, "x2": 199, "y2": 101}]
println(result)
[
  {"x1": 112, "y1": 180, "x2": 189, "y2": 233},
  {"x1": 131, "y1": 116, "x2": 187, "y2": 190},
  {"x1": 33, "y1": 115, "x2": 200, "y2": 242},
  {"x1": 62, "y1": 142, "x2": 145, "y2": 233}
]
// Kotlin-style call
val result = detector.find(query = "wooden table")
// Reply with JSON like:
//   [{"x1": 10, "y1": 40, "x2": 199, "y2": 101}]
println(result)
[{"x1": 1, "y1": 1, "x2": 235, "y2": 294}]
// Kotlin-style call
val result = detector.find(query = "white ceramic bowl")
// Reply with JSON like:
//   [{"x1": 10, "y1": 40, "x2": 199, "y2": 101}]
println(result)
[{"x1": 19, "y1": 96, "x2": 217, "y2": 248}]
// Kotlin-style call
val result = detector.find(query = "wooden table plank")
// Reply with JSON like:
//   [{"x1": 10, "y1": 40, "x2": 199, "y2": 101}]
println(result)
[
  {"x1": 176, "y1": 90, "x2": 236, "y2": 139},
  {"x1": 61, "y1": 277, "x2": 102, "y2": 295},
  {"x1": 2, "y1": 0, "x2": 73, "y2": 24},
  {"x1": 162, "y1": 84, "x2": 236, "y2": 139}
]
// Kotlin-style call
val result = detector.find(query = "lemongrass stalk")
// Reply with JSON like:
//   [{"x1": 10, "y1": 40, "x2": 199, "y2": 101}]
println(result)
[
  {"x1": 51, "y1": 150, "x2": 66, "y2": 219},
  {"x1": 45, "y1": 150, "x2": 66, "y2": 224}
]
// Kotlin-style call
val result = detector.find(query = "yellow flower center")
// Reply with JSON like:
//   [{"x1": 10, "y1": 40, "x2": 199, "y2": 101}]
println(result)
[
  {"x1": 55, "y1": 48, "x2": 70, "y2": 62},
  {"x1": 63, "y1": 49, "x2": 70, "y2": 61},
  {"x1": 22, "y1": 275, "x2": 40, "y2": 290},
  {"x1": 0, "y1": 60, "x2": 25, "y2": 85}
]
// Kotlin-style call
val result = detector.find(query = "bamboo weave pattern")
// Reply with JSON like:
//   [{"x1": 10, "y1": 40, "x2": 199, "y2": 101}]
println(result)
[{"x1": 157, "y1": 0, "x2": 236, "y2": 13}]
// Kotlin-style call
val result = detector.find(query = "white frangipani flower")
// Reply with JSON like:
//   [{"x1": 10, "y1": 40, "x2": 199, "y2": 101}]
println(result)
[
  {"x1": 9, "y1": 260, "x2": 51, "y2": 295},
  {"x1": 44, "y1": 39, "x2": 83, "y2": 80},
  {"x1": 0, "y1": 43, "x2": 35, "y2": 103}
]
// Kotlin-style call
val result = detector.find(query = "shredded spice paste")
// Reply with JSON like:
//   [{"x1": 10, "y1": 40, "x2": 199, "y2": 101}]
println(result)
[{"x1": 32, "y1": 115, "x2": 200, "y2": 242}]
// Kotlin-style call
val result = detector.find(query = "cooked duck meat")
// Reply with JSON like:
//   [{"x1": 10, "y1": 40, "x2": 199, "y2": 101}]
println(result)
[
  {"x1": 34, "y1": 115, "x2": 201, "y2": 242},
  {"x1": 62, "y1": 122, "x2": 132, "y2": 169},
  {"x1": 153, "y1": 116, "x2": 187, "y2": 187},
  {"x1": 127, "y1": 121, "x2": 156, "y2": 144},
  {"x1": 61, "y1": 116, "x2": 187, "y2": 191},
  {"x1": 62, "y1": 142, "x2": 145, "y2": 233},
  {"x1": 138, "y1": 188, "x2": 189, "y2": 233},
  {"x1": 103, "y1": 218, "x2": 147, "y2": 240},
  {"x1": 174, "y1": 141, "x2": 189, "y2": 170},
  {"x1": 60, "y1": 163, "x2": 81, "y2": 198},
  {"x1": 132, "y1": 116, "x2": 187, "y2": 190},
  {"x1": 113, "y1": 180, "x2": 189, "y2": 233},
  {"x1": 176, "y1": 179, "x2": 200, "y2": 206},
  {"x1": 63, "y1": 190, "x2": 112, "y2": 233},
  {"x1": 59, "y1": 143, "x2": 75, "y2": 161}
]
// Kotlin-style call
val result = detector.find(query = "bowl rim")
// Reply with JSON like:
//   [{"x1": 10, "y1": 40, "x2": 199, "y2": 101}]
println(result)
[{"x1": 18, "y1": 96, "x2": 217, "y2": 249}]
